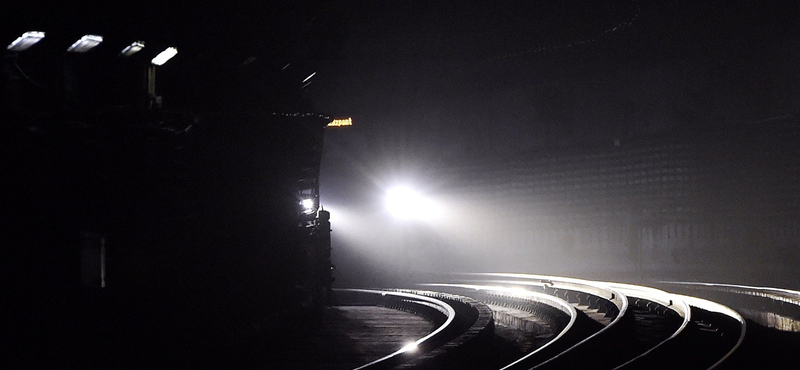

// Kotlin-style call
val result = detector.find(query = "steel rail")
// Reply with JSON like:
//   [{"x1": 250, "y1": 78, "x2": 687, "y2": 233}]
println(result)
[
  {"x1": 462, "y1": 274, "x2": 638, "y2": 369},
  {"x1": 659, "y1": 281, "x2": 800, "y2": 306},
  {"x1": 465, "y1": 274, "x2": 694, "y2": 369},
  {"x1": 422, "y1": 283, "x2": 581, "y2": 370},
  {"x1": 340, "y1": 289, "x2": 456, "y2": 370},
  {"x1": 596, "y1": 282, "x2": 692, "y2": 370},
  {"x1": 674, "y1": 294, "x2": 747, "y2": 370}
]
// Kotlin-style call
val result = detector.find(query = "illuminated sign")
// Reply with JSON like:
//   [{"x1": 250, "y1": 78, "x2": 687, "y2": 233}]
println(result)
[{"x1": 327, "y1": 117, "x2": 353, "y2": 127}]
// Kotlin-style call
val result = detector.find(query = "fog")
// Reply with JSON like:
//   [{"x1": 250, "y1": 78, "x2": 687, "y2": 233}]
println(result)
[
  {"x1": 304, "y1": 1, "x2": 800, "y2": 290},
  {"x1": 321, "y1": 119, "x2": 800, "y2": 290}
]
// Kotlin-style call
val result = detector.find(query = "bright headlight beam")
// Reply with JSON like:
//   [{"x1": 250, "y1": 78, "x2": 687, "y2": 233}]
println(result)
[
  {"x1": 151, "y1": 47, "x2": 178, "y2": 66},
  {"x1": 67, "y1": 34, "x2": 103, "y2": 53},
  {"x1": 386, "y1": 186, "x2": 441, "y2": 220},
  {"x1": 7, "y1": 31, "x2": 45, "y2": 51}
]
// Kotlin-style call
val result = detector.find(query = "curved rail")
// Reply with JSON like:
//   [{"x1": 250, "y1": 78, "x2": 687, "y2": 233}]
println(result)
[
  {"x1": 598, "y1": 282, "x2": 692, "y2": 370},
  {"x1": 388, "y1": 289, "x2": 496, "y2": 369},
  {"x1": 660, "y1": 281, "x2": 800, "y2": 332},
  {"x1": 463, "y1": 273, "x2": 630, "y2": 329},
  {"x1": 461, "y1": 274, "x2": 695, "y2": 369},
  {"x1": 424, "y1": 283, "x2": 580, "y2": 370},
  {"x1": 661, "y1": 282, "x2": 800, "y2": 306},
  {"x1": 332, "y1": 278, "x2": 750, "y2": 369},
  {"x1": 604, "y1": 281, "x2": 691, "y2": 322},
  {"x1": 463, "y1": 274, "x2": 642, "y2": 369},
  {"x1": 674, "y1": 294, "x2": 747, "y2": 370},
  {"x1": 338, "y1": 289, "x2": 456, "y2": 370},
  {"x1": 470, "y1": 273, "x2": 629, "y2": 315}
]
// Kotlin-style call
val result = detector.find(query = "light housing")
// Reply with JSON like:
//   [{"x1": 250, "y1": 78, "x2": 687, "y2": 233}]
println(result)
[
  {"x1": 7, "y1": 31, "x2": 45, "y2": 52},
  {"x1": 302, "y1": 72, "x2": 316, "y2": 83},
  {"x1": 67, "y1": 34, "x2": 103, "y2": 53},
  {"x1": 120, "y1": 41, "x2": 145, "y2": 57},
  {"x1": 301, "y1": 199, "x2": 316, "y2": 214},
  {"x1": 151, "y1": 47, "x2": 177, "y2": 66}
]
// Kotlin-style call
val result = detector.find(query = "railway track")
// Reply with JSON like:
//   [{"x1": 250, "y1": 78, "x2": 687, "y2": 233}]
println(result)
[{"x1": 326, "y1": 274, "x2": 797, "y2": 370}]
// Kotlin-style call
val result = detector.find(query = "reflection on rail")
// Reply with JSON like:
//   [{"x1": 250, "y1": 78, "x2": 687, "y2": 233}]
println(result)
[{"x1": 326, "y1": 276, "x2": 797, "y2": 370}]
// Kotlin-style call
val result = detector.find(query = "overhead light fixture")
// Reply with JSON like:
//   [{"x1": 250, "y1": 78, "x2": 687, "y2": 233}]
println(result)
[
  {"x1": 151, "y1": 47, "x2": 177, "y2": 66},
  {"x1": 67, "y1": 34, "x2": 103, "y2": 53},
  {"x1": 119, "y1": 41, "x2": 145, "y2": 57},
  {"x1": 302, "y1": 72, "x2": 316, "y2": 83},
  {"x1": 7, "y1": 31, "x2": 45, "y2": 51}
]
